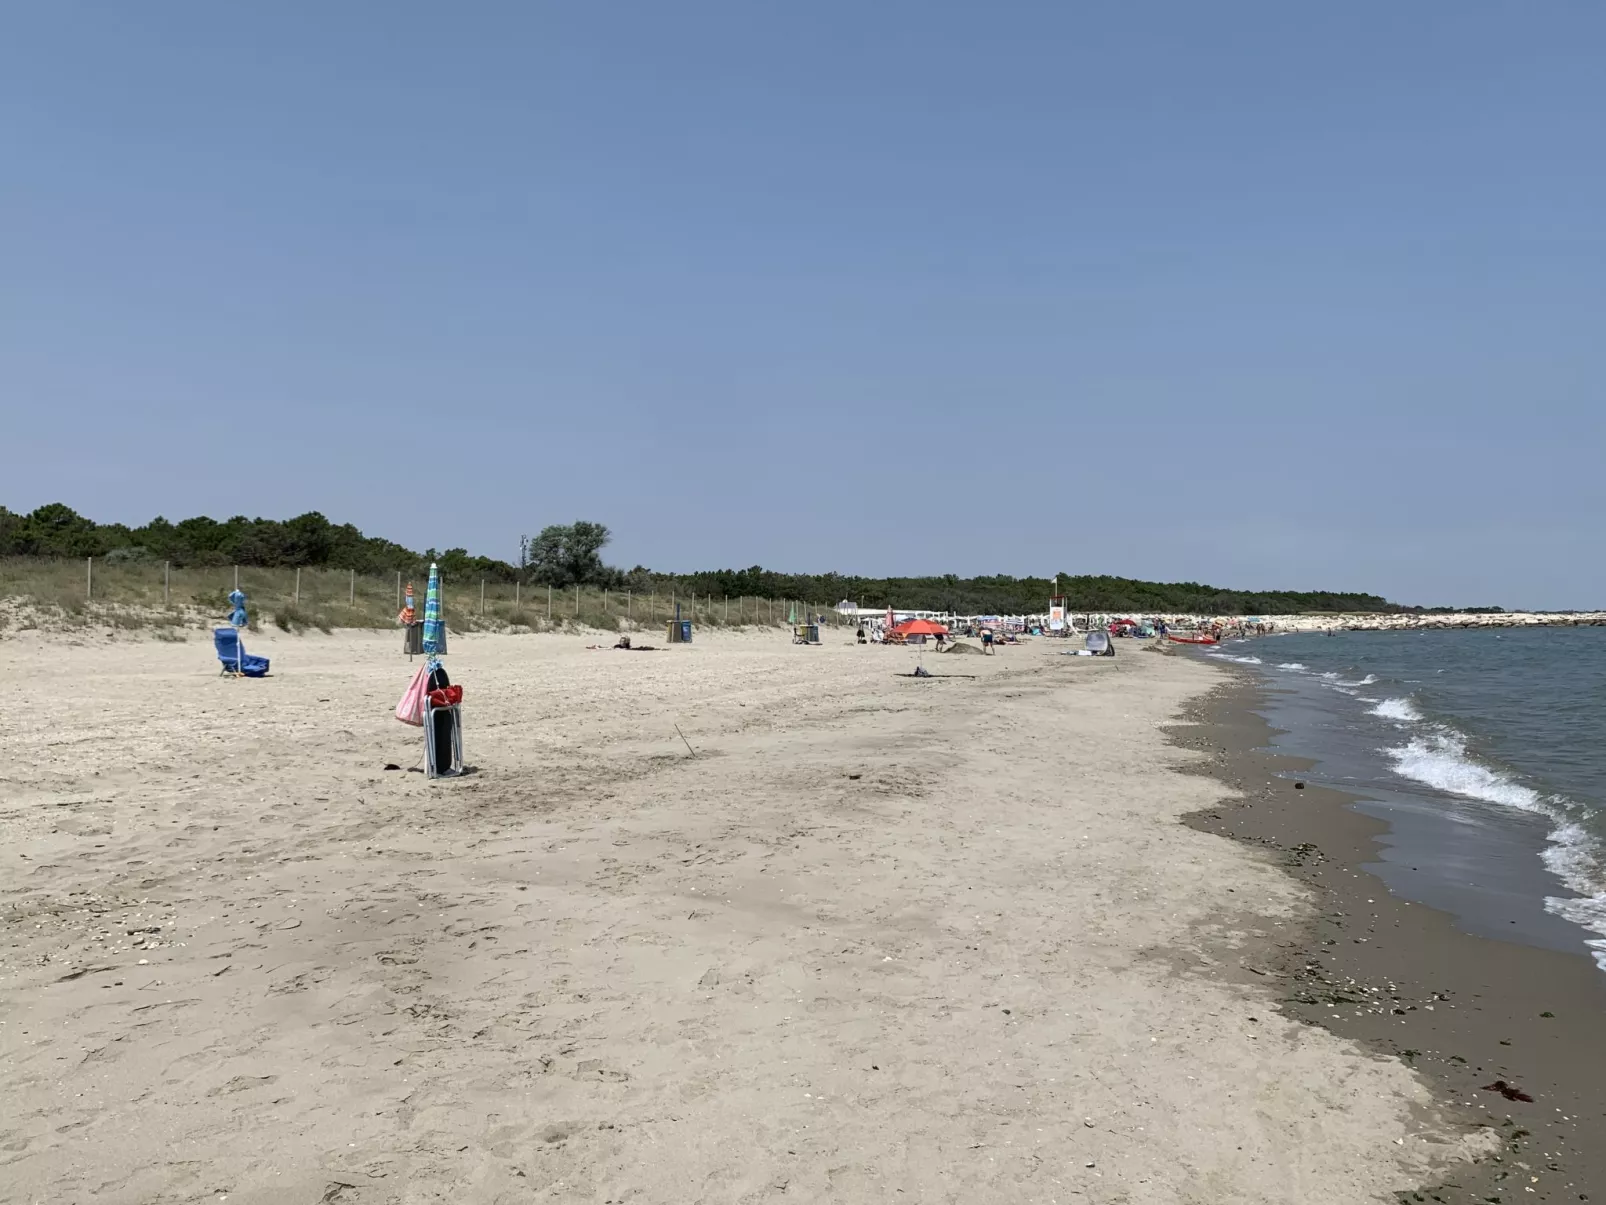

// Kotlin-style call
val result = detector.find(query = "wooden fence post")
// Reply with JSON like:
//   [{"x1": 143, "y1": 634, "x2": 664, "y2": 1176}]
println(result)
[
  {"x1": 349, "y1": 568, "x2": 355, "y2": 606},
  {"x1": 234, "y1": 565, "x2": 239, "y2": 591},
  {"x1": 575, "y1": 584, "x2": 580, "y2": 616},
  {"x1": 515, "y1": 581, "x2": 521, "y2": 613},
  {"x1": 627, "y1": 591, "x2": 632, "y2": 621},
  {"x1": 396, "y1": 571, "x2": 401, "y2": 610},
  {"x1": 86, "y1": 556, "x2": 92, "y2": 601},
  {"x1": 294, "y1": 567, "x2": 301, "y2": 605},
  {"x1": 480, "y1": 579, "x2": 486, "y2": 615},
  {"x1": 164, "y1": 560, "x2": 170, "y2": 605},
  {"x1": 547, "y1": 584, "x2": 552, "y2": 620}
]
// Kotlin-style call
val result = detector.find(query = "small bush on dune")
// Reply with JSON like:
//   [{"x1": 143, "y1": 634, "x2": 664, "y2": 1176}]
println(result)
[{"x1": 272, "y1": 605, "x2": 332, "y2": 634}]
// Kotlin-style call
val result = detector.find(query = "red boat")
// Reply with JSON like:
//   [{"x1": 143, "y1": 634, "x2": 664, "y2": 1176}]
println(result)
[{"x1": 1167, "y1": 634, "x2": 1219, "y2": 646}]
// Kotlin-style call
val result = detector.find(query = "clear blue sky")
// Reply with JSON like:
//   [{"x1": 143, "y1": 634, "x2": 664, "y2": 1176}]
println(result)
[{"x1": 4, "y1": 3, "x2": 1602, "y2": 608}]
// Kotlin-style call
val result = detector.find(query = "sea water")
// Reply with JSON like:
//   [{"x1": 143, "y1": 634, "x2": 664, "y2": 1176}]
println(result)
[{"x1": 1209, "y1": 627, "x2": 1606, "y2": 972}]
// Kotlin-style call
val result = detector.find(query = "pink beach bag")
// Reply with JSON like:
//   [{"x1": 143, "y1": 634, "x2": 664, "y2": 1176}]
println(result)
[{"x1": 395, "y1": 665, "x2": 429, "y2": 726}]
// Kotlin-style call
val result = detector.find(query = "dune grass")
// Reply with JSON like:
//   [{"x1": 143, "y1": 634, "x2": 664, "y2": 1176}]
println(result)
[{"x1": 0, "y1": 557, "x2": 845, "y2": 638}]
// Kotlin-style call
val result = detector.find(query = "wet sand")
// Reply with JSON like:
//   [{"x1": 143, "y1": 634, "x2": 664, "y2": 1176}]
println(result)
[{"x1": 1175, "y1": 671, "x2": 1606, "y2": 1204}]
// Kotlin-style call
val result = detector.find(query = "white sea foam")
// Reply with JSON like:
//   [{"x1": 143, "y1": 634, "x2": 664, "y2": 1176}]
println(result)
[
  {"x1": 1544, "y1": 824, "x2": 1606, "y2": 971},
  {"x1": 1335, "y1": 674, "x2": 1379, "y2": 687},
  {"x1": 1222, "y1": 655, "x2": 1262, "y2": 665},
  {"x1": 1547, "y1": 894, "x2": 1606, "y2": 972},
  {"x1": 1386, "y1": 727, "x2": 1606, "y2": 966},
  {"x1": 1369, "y1": 697, "x2": 1422, "y2": 723},
  {"x1": 1386, "y1": 730, "x2": 1544, "y2": 811},
  {"x1": 1276, "y1": 662, "x2": 1307, "y2": 671}
]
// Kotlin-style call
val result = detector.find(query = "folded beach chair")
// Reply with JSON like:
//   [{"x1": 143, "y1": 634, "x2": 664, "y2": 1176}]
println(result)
[
  {"x1": 1084, "y1": 630, "x2": 1113, "y2": 657},
  {"x1": 214, "y1": 627, "x2": 270, "y2": 678}
]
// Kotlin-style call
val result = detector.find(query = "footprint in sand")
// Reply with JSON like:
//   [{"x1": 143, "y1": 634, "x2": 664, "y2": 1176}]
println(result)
[{"x1": 208, "y1": 1074, "x2": 279, "y2": 1096}]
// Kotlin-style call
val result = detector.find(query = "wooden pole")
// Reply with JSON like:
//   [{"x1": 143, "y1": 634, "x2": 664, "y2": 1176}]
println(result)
[
  {"x1": 627, "y1": 591, "x2": 632, "y2": 621},
  {"x1": 547, "y1": 584, "x2": 552, "y2": 620},
  {"x1": 295, "y1": 567, "x2": 301, "y2": 605},
  {"x1": 349, "y1": 568, "x2": 355, "y2": 605},
  {"x1": 724, "y1": 596, "x2": 729, "y2": 623},
  {"x1": 396, "y1": 571, "x2": 401, "y2": 610},
  {"x1": 164, "y1": 560, "x2": 170, "y2": 605},
  {"x1": 234, "y1": 565, "x2": 239, "y2": 590},
  {"x1": 575, "y1": 583, "x2": 580, "y2": 616},
  {"x1": 86, "y1": 556, "x2": 92, "y2": 601},
  {"x1": 480, "y1": 579, "x2": 486, "y2": 615},
  {"x1": 515, "y1": 581, "x2": 521, "y2": 613}
]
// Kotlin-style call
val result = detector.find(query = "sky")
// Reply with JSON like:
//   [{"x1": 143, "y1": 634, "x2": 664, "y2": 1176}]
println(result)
[{"x1": 3, "y1": 3, "x2": 1602, "y2": 608}]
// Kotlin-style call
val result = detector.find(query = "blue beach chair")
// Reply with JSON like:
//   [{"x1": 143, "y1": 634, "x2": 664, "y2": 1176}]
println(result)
[{"x1": 214, "y1": 628, "x2": 270, "y2": 678}]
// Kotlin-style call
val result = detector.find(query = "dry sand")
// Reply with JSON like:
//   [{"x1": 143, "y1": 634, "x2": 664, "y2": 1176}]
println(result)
[{"x1": 0, "y1": 628, "x2": 1492, "y2": 1203}]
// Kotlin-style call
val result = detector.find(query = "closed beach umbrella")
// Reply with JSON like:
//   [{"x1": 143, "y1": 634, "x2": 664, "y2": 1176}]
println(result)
[{"x1": 422, "y1": 562, "x2": 445, "y2": 655}]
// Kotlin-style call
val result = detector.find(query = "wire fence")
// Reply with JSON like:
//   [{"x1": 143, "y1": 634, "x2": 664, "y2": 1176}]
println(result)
[{"x1": 0, "y1": 557, "x2": 852, "y2": 634}]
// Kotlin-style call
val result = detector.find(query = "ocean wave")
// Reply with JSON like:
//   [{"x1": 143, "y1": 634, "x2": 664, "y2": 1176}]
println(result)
[
  {"x1": 1545, "y1": 820, "x2": 1606, "y2": 970},
  {"x1": 1335, "y1": 674, "x2": 1379, "y2": 687},
  {"x1": 1546, "y1": 893, "x2": 1606, "y2": 973},
  {"x1": 1386, "y1": 730, "x2": 1543, "y2": 811},
  {"x1": 1386, "y1": 727, "x2": 1606, "y2": 965},
  {"x1": 1276, "y1": 662, "x2": 1307, "y2": 671},
  {"x1": 1223, "y1": 655, "x2": 1262, "y2": 665},
  {"x1": 1369, "y1": 697, "x2": 1422, "y2": 723}
]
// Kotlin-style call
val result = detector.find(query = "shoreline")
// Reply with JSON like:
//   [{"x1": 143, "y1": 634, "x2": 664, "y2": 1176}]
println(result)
[{"x1": 1172, "y1": 668, "x2": 1606, "y2": 1203}]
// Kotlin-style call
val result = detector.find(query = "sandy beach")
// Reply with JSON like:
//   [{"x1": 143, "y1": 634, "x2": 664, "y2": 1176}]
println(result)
[{"x1": 1, "y1": 628, "x2": 1494, "y2": 1203}]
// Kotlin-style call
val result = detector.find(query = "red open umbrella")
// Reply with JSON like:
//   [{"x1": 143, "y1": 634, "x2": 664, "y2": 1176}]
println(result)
[{"x1": 891, "y1": 618, "x2": 949, "y2": 636}]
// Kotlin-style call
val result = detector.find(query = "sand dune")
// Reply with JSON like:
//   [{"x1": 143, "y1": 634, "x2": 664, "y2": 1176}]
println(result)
[{"x1": 0, "y1": 628, "x2": 1488, "y2": 1203}]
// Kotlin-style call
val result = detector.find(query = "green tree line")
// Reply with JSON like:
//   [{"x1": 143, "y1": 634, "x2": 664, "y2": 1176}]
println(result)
[{"x1": 2, "y1": 502, "x2": 1469, "y2": 614}]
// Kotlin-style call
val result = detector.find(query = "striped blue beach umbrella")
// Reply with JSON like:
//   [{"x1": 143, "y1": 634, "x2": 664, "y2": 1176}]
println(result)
[{"x1": 422, "y1": 562, "x2": 445, "y2": 655}]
